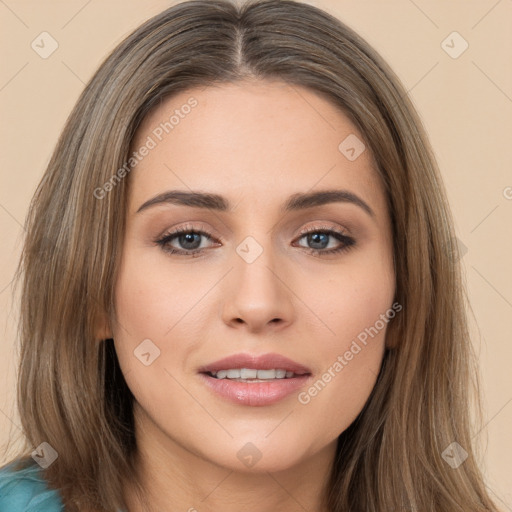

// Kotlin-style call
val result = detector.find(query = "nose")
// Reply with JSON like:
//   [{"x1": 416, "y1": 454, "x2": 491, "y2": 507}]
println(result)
[{"x1": 221, "y1": 244, "x2": 295, "y2": 333}]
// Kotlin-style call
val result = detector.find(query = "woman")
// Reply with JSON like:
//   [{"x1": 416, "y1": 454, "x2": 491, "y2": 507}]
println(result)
[{"x1": 0, "y1": 0, "x2": 501, "y2": 510}]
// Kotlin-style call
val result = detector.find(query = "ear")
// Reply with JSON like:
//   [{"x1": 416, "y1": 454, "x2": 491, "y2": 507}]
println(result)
[{"x1": 94, "y1": 310, "x2": 113, "y2": 341}]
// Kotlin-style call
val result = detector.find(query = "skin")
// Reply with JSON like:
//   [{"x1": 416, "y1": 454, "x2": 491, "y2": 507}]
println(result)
[{"x1": 102, "y1": 80, "x2": 396, "y2": 512}]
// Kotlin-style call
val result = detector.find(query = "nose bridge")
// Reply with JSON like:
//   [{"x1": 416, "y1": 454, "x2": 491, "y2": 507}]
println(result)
[
  {"x1": 231, "y1": 206, "x2": 279, "y2": 279},
  {"x1": 221, "y1": 230, "x2": 294, "y2": 330},
  {"x1": 234, "y1": 231, "x2": 282, "y2": 302}
]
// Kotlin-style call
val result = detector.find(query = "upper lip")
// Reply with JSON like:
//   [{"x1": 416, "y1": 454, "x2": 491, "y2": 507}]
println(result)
[{"x1": 198, "y1": 353, "x2": 312, "y2": 375}]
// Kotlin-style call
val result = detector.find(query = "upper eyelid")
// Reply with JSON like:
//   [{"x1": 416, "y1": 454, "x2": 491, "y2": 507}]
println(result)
[
  {"x1": 160, "y1": 222, "x2": 348, "y2": 236},
  {"x1": 298, "y1": 223, "x2": 350, "y2": 235}
]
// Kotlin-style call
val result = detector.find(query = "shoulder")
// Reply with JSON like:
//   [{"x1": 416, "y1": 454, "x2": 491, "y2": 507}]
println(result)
[{"x1": 0, "y1": 459, "x2": 64, "y2": 511}]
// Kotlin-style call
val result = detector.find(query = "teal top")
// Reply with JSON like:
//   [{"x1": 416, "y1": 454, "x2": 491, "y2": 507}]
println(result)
[
  {"x1": 0, "y1": 460, "x2": 64, "y2": 511},
  {"x1": 0, "y1": 460, "x2": 126, "y2": 511}
]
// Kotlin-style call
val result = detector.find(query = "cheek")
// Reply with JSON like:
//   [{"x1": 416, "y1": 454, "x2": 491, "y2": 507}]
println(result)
[
  {"x1": 294, "y1": 260, "x2": 395, "y2": 433},
  {"x1": 113, "y1": 249, "x2": 209, "y2": 343},
  {"x1": 112, "y1": 251, "x2": 186, "y2": 373},
  {"x1": 111, "y1": 254, "x2": 197, "y2": 426},
  {"x1": 111, "y1": 247, "x2": 221, "y2": 406},
  {"x1": 305, "y1": 252, "x2": 395, "y2": 347}
]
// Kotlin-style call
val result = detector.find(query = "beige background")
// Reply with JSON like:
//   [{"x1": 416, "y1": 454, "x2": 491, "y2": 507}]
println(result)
[{"x1": 1, "y1": 0, "x2": 511, "y2": 507}]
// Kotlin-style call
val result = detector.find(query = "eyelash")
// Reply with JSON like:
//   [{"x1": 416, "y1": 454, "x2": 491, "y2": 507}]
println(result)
[{"x1": 154, "y1": 223, "x2": 356, "y2": 258}]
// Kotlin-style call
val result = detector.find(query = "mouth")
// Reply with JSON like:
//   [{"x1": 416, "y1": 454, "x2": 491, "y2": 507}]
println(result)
[
  {"x1": 197, "y1": 353, "x2": 312, "y2": 406},
  {"x1": 205, "y1": 368, "x2": 306, "y2": 381}
]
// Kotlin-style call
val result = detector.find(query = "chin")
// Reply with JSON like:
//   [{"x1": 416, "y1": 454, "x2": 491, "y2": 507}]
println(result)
[{"x1": 199, "y1": 435, "x2": 316, "y2": 474}]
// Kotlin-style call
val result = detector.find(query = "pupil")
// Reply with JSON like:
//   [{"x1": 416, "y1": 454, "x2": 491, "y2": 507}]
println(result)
[
  {"x1": 309, "y1": 233, "x2": 328, "y2": 249},
  {"x1": 180, "y1": 233, "x2": 201, "y2": 250}
]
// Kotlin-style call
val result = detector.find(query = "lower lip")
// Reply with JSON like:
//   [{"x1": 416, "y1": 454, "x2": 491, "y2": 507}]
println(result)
[{"x1": 199, "y1": 373, "x2": 311, "y2": 406}]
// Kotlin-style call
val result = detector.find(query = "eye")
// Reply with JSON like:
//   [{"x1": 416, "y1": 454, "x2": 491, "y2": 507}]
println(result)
[
  {"x1": 294, "y1": 226, "x2": 356, "y2": 256},
  {"x1": 155, "y1": 224, "x2": 220, "y2": 257},
  {"x1": 155, "y1": 224, "x2": 356, "y2": 257}
]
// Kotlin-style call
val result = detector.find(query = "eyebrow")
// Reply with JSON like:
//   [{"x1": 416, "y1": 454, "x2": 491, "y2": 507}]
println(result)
[{"x1": 136, "y1": 189, "x2": 374, "y2": 217}]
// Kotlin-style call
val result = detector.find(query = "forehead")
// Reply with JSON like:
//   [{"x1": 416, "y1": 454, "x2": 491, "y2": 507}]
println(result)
[{"x1": 128, "y1": 80, "x2": 384, "y2": 214}]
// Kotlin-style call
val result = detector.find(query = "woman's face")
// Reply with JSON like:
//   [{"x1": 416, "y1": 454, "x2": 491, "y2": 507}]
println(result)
[{"x1": 111, "y1": 80, "x2": 395, "y2": 473}]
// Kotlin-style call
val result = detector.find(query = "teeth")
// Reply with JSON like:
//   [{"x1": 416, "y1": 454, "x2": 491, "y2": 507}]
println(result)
[
  {"x1": 209, "y1": 368, "x2": 296, "y2": 380},
  {"x1": 257, "y1": 369, "x2": 276, "y2": 379},
  {"x1": 240, "y1": 368, "x2": 257, "y2": 379}
]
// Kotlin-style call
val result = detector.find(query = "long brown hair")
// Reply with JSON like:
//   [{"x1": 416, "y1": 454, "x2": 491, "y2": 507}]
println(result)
[{"x1": 5, "y1": 0, "x2": 499, "y2": 510}]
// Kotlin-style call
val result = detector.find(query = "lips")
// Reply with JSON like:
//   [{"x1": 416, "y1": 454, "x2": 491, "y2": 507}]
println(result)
[
  {"x1": 197, "y1": 352, "x2": 311, "y2": 375},
  {"x1": 197, "y1": 353, "x2": 313, "y2": 406}
]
